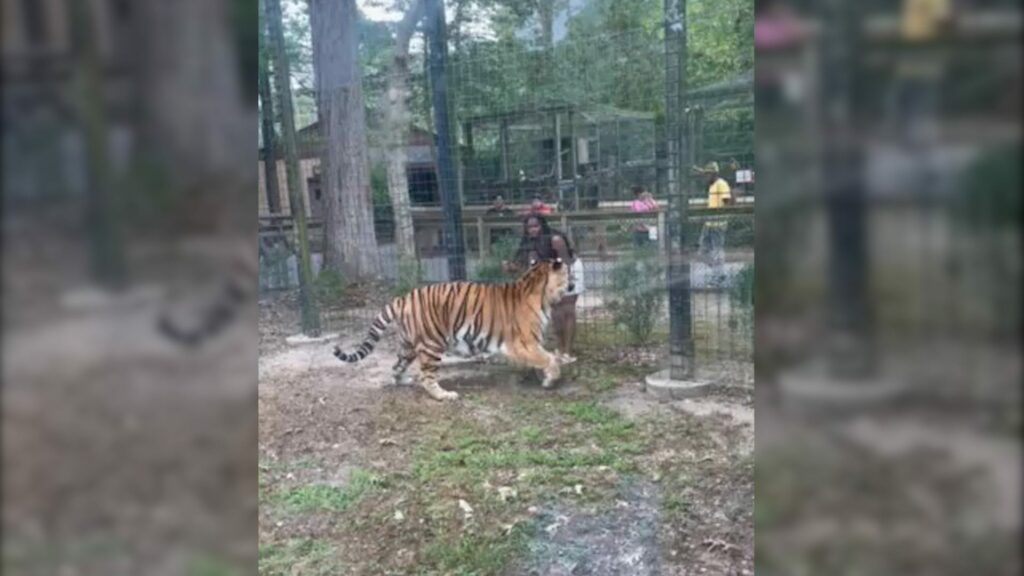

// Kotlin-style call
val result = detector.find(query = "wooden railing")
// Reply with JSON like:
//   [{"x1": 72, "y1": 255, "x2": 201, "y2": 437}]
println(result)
[{"x1": 259, "y1": 200, "x2": 753, "y2": 258}]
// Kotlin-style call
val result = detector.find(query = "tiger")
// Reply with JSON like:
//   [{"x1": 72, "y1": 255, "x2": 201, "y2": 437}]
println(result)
[
  {"x1": 333, "y1": 258, "x2": 573, "y2": 401},
  {"x1": 156, "y1": 236, "x2": 257, "y2": 348}
]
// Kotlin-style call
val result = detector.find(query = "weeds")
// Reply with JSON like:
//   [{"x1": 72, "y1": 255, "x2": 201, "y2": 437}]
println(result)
[
  {"x1": 259, "y1": 539, "x2": 336, "y2": 576},
  {"x1": 314, "y1": 266, "x2": 345, "y2": 304},
  {"x1": 606, "y1": 245, "x2": 664, "y2": 345},
  {"x1": 276, "y1": 468, "x2": 383, "y2": 512}
]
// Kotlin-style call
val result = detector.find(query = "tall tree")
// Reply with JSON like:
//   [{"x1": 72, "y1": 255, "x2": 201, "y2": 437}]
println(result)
[
  {"x1": 259, "y1": 0, "x2": 282, "y2": 214},
  {"x1": 267, "y1": 0, "x2": 322, "y2": 335},
  {"x1": 136, "y1": 0, "x2": 254, "y2": 231},
  {"x1": 309, "y1": 0, "x2": 383, "y2": 278},
  {"x1": 383, "y1": 0, "x2": 428, "y2": 268}
]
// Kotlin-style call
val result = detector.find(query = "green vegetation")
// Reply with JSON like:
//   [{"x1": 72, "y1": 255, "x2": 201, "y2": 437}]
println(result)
[
  {"x1": 730, "y1": 263, "x2": 754, "y2": 309},
  {"x1": 422, "y1": 522, "x2": 536, "y2": 576},
  {"x1": 474, "y1": 235, "x2": 521, "y2": 283},
  {"x1": 953, "y1": 143, "x2": 1021, "y2": 230},
  {"x1": 607, "y1": 246, "x2": 665, "y2": 345},
  {"x1": 394, "y1": 257, "x2": 423, "y2": 297},
  {"x1": 259, "y1": 539, "x2": 336, "y2": 576},
  {"x1": 276, "y1": 468, "x2": 383, "y2": 512},
  {"x1": 314, "y1": 266, "x2": 345, "y2": 304}
]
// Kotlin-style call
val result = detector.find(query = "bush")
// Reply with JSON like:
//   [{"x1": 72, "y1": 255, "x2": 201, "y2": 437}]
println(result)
[
  {"x1": 315, "y1": 266, "x2": 345, "y2": 304},
  {"x1": 730, "y1": 263, "x2": 754, "y2": 309},
  {"x1": 394, "y1": 257, "x2": 422, "y2": 296},
  {"x1": 475, "y1": 235, "x2": 521, "y2": 283},
  {"x1": 607, "y1": 245, "x2": 664, "y2": 345},
  {"x1": 953, "y1": 143, "x2": 1021, "y2": 230}
]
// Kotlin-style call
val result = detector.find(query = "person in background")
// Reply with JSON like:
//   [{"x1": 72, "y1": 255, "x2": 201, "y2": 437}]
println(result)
[
  {"x1": 693, "y1": 161, "x2": 732, "y2": 278},
  {"x1": 486, "y1": 194, "x2": 515, "y2": 245},
  {"x1": 692, "y1": 161, "x2": 732, "y2": 209},
  {"x1": 522, "y1": 193, "x2": 554, "y2": 216},
  {"x1": 502, "y1": 214, "x2": 580, "y2": 362},
  {"x1": 629, "y1": 185, "x2": 659, "y2": 247},
  {"x1": 486, "y1": 194, "x2": 513, "y2": 216},
  {"x1": 893, "y1": 0, "x2": 954, "y2": 142}
]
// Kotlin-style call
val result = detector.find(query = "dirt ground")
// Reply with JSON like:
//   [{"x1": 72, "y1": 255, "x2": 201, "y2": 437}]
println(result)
[
  {"x1": 2, "y1": 226, "x2": 257, "y2": 576},
  {"x1": 258, "y1": 291, "x2": 754, "y2": 576}
]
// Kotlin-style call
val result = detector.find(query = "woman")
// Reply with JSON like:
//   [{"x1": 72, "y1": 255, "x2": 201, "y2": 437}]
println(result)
[
  {"x1": 502, "y1": 214, "x2": 581, "y2": 362},
  {"x1": 629, "y1": 185, "x2": 659, "y2": 247}
]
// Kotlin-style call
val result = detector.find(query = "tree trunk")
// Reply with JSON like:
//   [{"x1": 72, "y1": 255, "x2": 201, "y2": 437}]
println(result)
[
  {"x1": 267, "y1": 0, "x2": 321, "y2": 335},
  {"x1": 136, "y1": 0, "x2": 254, "y2": 233},
  {"x1": 309, "y1": 0, "x2": 382, "y2": 278},
  {"x1": 539, "y1": 0, "x2": 554, "y2": 51},
  {"x1": 538, "y1": 0, "x2": 555, "y2": 87},
  {"x1": 384, "y1": 0, "x2": 428, "y2": 266},
  {"x1": 452, "y1": 0, "x2": 467, "y2": 55},
  {"x1": 258, "y1": 9, "x2": 281, "y2": 215}
]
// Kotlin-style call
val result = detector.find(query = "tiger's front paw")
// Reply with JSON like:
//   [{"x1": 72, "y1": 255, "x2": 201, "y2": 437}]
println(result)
[
  {"x1": 438, "y1": 389, "x2": 460, "y2": 401},
  {"x1": 541, "y1": 372, "x2": 560, "y2": 389},
  {"x1": 556, "y1": 352, "x2": 577, "y2": 365}
]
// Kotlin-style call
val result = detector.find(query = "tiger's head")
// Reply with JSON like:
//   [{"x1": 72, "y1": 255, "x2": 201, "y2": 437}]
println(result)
[{"x1": 524, "y1": 257, "x2": 571, "y2": 304}]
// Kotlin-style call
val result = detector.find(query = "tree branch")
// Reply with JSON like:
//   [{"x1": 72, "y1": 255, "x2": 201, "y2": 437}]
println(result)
[{"x1": 395, "y1": 0, "x2": 429, "y2": 56}]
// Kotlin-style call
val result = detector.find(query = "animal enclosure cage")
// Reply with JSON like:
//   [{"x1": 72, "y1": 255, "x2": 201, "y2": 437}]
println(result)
[
  {"x1": 459, "y1": 105, "x2": 658, "y2": 210},
  {"x1": 259, "y1": 4, "x2": 756, "y2": 367}
]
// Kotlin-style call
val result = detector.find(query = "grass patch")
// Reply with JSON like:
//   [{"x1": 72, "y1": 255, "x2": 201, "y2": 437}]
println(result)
[
  {"x1": 663, "y1": 494, "x2": 690, "y2": 514},
  {"x1": 259, "y1": 539, "x2": 336, "y2": 576},
  {"x1": 395, "y1": 402, "x2": 653, "y2": 572},
  {"x1": 276, "y1": 468, "x2": 383, "y2": 512},
  {"x1": 518, "y1": 425, "x2": 544, "y2": 444},
  {"x1": 422, "y1": 522, "x2": 535, "y2": 576},
  {"x1": 561, "y1": 401, "x2": 619, "y2": 424}
]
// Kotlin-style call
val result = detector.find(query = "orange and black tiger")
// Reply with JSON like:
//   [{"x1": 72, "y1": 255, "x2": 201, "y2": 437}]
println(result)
[{"x1": 334, "y1": 258, "x2": 573, "y2": 400}]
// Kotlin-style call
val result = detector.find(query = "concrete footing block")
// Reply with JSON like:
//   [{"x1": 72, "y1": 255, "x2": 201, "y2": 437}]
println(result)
[
  {"x1": 286, "y1": 332, "x2": 339, "y2": 346},
  {"x1": 644, "y1": 369, "x2": 713, "y2": 400},
  {"x1": 778, "y1": 366, "x2": 908, "y2": 416}
]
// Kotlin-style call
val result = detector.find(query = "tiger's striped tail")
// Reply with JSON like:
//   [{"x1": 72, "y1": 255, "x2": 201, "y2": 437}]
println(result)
[{"x1": 333, "y1": 303, "x2": 397, "y2": 363}]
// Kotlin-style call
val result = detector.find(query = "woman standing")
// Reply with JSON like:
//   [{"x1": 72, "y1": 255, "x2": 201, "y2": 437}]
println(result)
[
  {"x1": 630, "y1": 185, "x2": 659, "y2": 247},
  {"x1": 502, "y1": 214, "x2": 581, "y2": 362}
]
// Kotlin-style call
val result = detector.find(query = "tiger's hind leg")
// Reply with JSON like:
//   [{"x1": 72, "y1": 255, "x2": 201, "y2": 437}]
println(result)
[
  {"x1": 391, "y1": 341, "x2": 416, "y2": 386},
  {"x1": 415, "y1": 346, "x2": 459, "y2": 401},
  {"x1": 505, "y1": 343, "x2": 561, "y2": 389}
]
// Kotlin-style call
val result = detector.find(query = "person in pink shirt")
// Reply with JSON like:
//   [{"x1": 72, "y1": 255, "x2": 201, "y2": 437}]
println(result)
[
  {"x1": 520, "y1": 193, "x2": 554, "y2": 217},
  {"x1": 754, "y1": 0, "x2": 807, "y2": 51},
  {"x1": 630, "y1": 185, "x2": 659, "y2": 247}
]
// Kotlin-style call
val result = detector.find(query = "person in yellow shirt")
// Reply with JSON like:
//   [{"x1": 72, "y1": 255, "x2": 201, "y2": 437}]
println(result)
[
  {"x1": 893, "y1": 0, "x2": 955, "y2": 141},
  {"x1": 704, "y1": 162, "x2": 732, "y2": 208},
  {"x1": 693, "y1": 162, "x2": 731, "y2": 276},
  {"x1": 902, "y1": 0, "x2": 953, "y2": 42}
]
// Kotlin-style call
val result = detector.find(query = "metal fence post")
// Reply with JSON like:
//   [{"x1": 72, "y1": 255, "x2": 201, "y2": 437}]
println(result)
[
  {"x1": 821, "y1": 0, "x2": 873, "y2": 378},
  {"x1": 426, "y1": 0, "x2": 467, "y2": 281},
  {"x1": 665, "y1": 0, "x2": 694, "y2": 381}
]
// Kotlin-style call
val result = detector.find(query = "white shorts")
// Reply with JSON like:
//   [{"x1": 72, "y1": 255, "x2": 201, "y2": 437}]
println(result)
[{"x1": 565, "y1": 258, "x2": 585, "y2": 296}]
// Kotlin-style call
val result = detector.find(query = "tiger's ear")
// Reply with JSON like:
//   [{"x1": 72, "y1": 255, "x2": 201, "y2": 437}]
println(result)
[{"x1": 552, "y1": 257, "x2": 563, "y2": 271}]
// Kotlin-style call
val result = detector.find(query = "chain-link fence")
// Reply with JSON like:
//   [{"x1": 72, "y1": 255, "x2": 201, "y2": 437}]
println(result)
[{"x1": 258, "y1": 1, "x2": 754, "y2": 366}]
